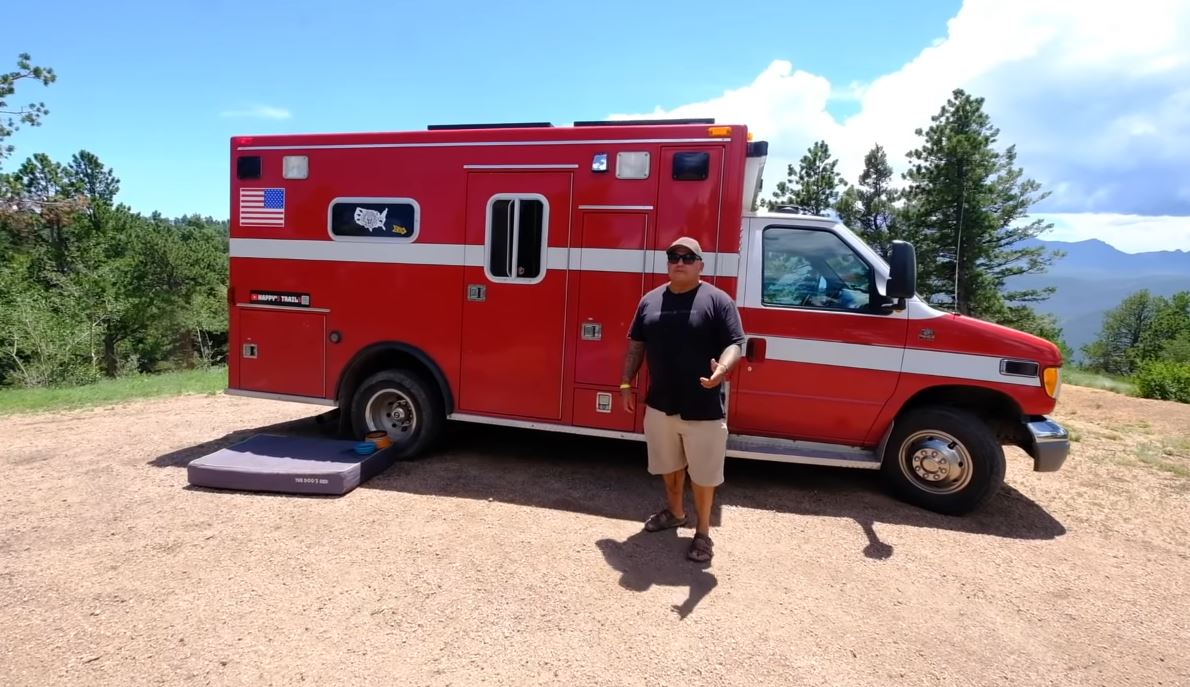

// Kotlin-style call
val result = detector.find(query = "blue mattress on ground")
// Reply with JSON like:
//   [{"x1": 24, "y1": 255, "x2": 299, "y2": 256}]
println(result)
[{"x1": 187, "y1": 434, "x2": 397, "y2": 495}]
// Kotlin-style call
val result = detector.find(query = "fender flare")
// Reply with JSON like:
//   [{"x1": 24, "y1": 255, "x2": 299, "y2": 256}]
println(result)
[{"x1": 335, "y1": 341, "x2": 455, "y2": 415}]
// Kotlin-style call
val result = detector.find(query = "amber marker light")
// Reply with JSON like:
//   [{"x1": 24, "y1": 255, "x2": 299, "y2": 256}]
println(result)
[{"x1": 1043, "y1": 367, "x2": 1062, "y2": 398}]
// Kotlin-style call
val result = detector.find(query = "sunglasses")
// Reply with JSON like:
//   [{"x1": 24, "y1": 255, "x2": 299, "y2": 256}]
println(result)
[{"x1": 666, "y1": 252, "x2": 700, "y2": 264}]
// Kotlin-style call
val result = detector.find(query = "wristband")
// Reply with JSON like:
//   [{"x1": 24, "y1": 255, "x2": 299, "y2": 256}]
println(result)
[{"x1": 619, "y1": 382, "x2": 631, "y2": 389}]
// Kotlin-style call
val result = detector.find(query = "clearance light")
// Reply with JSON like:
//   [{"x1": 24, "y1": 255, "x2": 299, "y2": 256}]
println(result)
[
  {"x1": 708, "y1": 126, "x2": 732, "y2": 137},
  {"x1": 1043, "y1": 367, "x2": 1062, "y2": 398}
]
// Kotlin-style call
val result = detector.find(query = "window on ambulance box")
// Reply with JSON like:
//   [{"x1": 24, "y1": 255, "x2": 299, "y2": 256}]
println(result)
[
  {"x1": 328, "y1": 198, "x2": 419, "y2": 241},
  {"x1": 486, "y1": 195, "x2": 547, "y2": 283},
  {"x1": 761, "y1": 227, "x2": 872, "y2": 311}
]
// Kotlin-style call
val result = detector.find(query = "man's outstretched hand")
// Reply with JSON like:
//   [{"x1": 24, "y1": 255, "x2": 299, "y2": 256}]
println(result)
[{"x1": 699, "y1": 358, "x2": 727, "y2": 388}]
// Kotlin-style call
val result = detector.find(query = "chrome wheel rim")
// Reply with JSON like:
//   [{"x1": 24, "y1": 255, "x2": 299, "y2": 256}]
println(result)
[
  {"x1": 365, "y1": 388, "x2": 417, "y2": 442},
  {"x1": 898, "y1": 430, "x2": 973, "y2": 495}
]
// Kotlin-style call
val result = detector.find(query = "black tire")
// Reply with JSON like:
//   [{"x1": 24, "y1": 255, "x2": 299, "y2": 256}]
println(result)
[
  {"x1": 880, "y1": 406, "x2": 1005, "y2": 515},
  {"x1": 348, "y1": 369, "x2": 444, "y2": 459}
]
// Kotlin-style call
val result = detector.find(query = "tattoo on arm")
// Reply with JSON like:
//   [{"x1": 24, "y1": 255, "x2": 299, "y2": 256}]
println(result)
[{"x1": 622, "y1": 341, "x2": 645, "y2": 382}]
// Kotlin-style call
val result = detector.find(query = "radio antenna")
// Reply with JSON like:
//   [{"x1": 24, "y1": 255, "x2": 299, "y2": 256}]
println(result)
[{"x1": 953, "y1": 163, "x2": 966, "y2": 314}]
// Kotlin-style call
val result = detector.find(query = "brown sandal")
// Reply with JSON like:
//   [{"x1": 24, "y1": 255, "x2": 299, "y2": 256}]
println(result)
[
  {"x1": 687, "y1": 533, "x2": 713, "y2": 562},
  {"x1": 644, "y1": 508, "x2": 687, "y2": 532}
]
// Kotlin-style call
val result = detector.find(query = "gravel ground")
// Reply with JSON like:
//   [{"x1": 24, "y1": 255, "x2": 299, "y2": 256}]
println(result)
[{"x1": 1, "y1": 385, "x2": 1188, "y2": 686}]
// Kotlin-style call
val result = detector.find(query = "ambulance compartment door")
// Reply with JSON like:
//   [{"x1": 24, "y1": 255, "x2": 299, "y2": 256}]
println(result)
[{"x1": 460, "y1": 171, "x2": 573, "y2": 420}]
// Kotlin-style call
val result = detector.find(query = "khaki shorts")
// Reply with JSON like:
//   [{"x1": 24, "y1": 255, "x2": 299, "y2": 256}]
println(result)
[{"x1": 643, "y1": 405, "x2": 728, "y2": 487}]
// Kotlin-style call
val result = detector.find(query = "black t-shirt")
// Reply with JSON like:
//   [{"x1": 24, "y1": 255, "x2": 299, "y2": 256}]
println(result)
[{"x1": 628, "y1": 281, "x2": 746, "y2": 420}]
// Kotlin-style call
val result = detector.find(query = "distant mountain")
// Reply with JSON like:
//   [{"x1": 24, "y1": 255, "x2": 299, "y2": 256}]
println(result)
[
  {"x1": 1017, "y1": 238, "x2": 1190, "y2": 277},
  {"x1": 1005, "y1": 239, "x2": 1190, "y2": 360}
]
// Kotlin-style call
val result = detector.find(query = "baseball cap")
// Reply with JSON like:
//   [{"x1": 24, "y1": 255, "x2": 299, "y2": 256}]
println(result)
[{"x1": 666, "y1": 236, "x2": 703, "y2": 258}]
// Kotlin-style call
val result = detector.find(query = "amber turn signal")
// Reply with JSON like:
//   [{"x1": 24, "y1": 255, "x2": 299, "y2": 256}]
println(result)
[{"x1": 1043, "y1": 367, "x2": 1062, "y2": 398}]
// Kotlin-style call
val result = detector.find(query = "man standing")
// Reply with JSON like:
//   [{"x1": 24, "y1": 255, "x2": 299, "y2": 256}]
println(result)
[{"x1": 620, "y1": 236, "x2": 746, "y2": 563}]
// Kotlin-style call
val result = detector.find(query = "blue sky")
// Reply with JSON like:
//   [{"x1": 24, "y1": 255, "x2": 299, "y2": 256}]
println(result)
[{"x1": 7, "y1": 0, "x2": 1189, "y2": 252}]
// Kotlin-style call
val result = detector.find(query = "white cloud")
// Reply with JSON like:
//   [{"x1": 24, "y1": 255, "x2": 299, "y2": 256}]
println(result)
[
  {"x1": 219, "y1": 105, "x2": 292, "y2": 120},
  {"x1": 607, "y1": 0, "x2": 1190, "y2": 248},
  {"x1": 610, "y1": 60, "x2": 842, "y2": 160}
]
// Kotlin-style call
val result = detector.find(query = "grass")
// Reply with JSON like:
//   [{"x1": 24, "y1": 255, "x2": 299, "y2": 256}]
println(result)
[
  {"x1": 1085, "y1": 430, "x2": 1190, "y2": 481},
  {"x1": 1064, "y1": 367, "x2": 1138, "y2": 396},
  {"x1": 1062, "y1": 411, "x2": 1188, "y2": 481},
  {"x1": 1135, "y1": 442, "x2": 1190, "y2": 479},
  {"x1": 0, "y1": 366, "x2": 227, "y2": 416}
]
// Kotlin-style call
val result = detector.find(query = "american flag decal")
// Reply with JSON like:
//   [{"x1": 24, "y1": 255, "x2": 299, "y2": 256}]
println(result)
[{"x1": 239, "y1": 187, "x2": 285, "y2": 226}]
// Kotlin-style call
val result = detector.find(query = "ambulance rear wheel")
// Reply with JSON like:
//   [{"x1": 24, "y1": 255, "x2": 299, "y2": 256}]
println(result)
[
  {"x1": 880, "y1": 406, "x2": 1005, "y2": 515},
  {"x1": 350, "y1": 369, "x2": 443, "y2": 458}
]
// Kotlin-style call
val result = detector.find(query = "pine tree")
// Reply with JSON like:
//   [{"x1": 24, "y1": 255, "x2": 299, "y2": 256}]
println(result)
[
  {"x1": 766, "y1": 140, "x2": 845, "y2": 215},
  {"x1": 901, "y1": 89, "x2": 1058, "y2": 318},
  {"x1": 0, "y1": 53, "x2": 56, "y2": 166},
  {"x1": 834, "y1": 144, "x2": 900, "y2": 257}
]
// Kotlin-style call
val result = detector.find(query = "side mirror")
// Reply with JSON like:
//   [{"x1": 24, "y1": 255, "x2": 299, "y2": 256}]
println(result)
[{"x1": 886, "y1": 240, "x2": 917, "y2": 309}]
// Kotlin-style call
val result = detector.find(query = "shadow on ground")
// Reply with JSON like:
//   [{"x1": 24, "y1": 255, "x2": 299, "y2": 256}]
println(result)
[
  {"x1": 149, "y1": 415, "x2": 331, "y2": 469},
  {"x1": 152, "y1": 415, "x2": 1067, "y2": 618},
  {"x1": 595, "y1": 528, "x2": 717, "y2": 619},
  {"x1": 150, "y1": 415, "x2": 1069, "y2": 554}
]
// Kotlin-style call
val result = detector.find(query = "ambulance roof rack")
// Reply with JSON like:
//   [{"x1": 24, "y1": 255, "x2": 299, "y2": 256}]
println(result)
[
  {"x1": 572, "y1": 118, "x2": 715, "y2": 127},
  {"x1": 426, "y1": 121, "x2": 554, "y2": 130}
]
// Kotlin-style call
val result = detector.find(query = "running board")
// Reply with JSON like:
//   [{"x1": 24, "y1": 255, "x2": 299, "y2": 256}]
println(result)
[
  {"x1": 447, "y1": 413, "x2": 882, "y2": 470},
  {"x1": 726, "y1": 434, "x2": 881, "y2": 469}
]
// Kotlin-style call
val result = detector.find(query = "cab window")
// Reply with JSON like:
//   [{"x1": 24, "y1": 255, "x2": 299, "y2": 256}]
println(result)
[{"x1": 761, "y1": 226, "x2": 873, "y2": 311}]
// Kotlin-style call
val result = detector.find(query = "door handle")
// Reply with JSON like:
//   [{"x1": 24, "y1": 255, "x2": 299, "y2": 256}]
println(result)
[{"x1": 745, "y1": 337, "x2": 767, "y2": 362}]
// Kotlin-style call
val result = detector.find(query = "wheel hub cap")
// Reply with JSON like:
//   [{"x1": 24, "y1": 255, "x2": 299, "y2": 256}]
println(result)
[
  {"x1": 899, "y1": 431, "x2": 973, "y2": 495},
  {"x1": 366, "y1": 389, "x2": 417, "y2": 441},
  {"x1": 912, "y1": 439, "x2": 960, "y2": 482}
]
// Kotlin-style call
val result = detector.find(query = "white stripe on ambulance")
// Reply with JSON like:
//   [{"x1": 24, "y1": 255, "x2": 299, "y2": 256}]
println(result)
[
  {"x1": 229, "y1": 238, "x2": 1039, "y2": 390},
  {"x1": 229, "y1": 238, "x2": 740, "y2": 277}
]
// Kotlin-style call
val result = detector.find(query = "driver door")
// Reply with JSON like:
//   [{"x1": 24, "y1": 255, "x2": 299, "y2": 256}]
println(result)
[{"x1": 730, "y1": 222, "x2": 908, "y2": 445}]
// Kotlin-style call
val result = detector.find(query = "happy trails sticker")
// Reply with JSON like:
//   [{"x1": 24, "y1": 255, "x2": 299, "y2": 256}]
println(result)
[{"x1": 249, "y1": 291, "x2": 311, "y2": 307}]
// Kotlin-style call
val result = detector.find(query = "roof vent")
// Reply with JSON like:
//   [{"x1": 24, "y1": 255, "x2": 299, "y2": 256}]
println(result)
[
  {"x1": 572, "y1": 117, "x2": 715, "y2": 127},
  {"x1": 426, "y1": 121, "x2": 554, "y2": 130}
]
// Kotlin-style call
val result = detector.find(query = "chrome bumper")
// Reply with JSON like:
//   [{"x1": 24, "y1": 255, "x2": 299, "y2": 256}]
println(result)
[{"x1": 1026, "y1": 417, "x2": 1070, "y2": 472}]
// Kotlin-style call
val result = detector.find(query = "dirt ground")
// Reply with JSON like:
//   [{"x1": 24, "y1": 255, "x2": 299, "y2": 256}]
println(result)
[{"x1": 1, "y1": 385, "x2": 1188, "y2": 687}]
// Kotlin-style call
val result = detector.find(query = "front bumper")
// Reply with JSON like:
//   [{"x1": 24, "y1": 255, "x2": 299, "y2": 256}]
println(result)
[{"x1": 1025, "y1": 416, "x2": 1070, "y2": 472}]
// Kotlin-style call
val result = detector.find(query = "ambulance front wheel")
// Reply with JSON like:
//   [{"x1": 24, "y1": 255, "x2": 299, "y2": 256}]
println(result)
[
  {"x1": 350, "y1": 369, "x2": 444, "y2": 458},
  {"x1": 880, "y1": 406, "x2": 1006, "y2": 516}
]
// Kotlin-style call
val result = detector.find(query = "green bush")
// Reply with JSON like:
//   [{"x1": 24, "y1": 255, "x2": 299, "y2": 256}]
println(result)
[{"x1": 1135, "y1": 361, "x2": 1190, "y2": 403}]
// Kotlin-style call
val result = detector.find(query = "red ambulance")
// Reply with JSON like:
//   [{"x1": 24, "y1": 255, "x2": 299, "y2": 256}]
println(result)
[{"x1": 225, "y1": 119, "x2": 1069, "y2": 515}]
